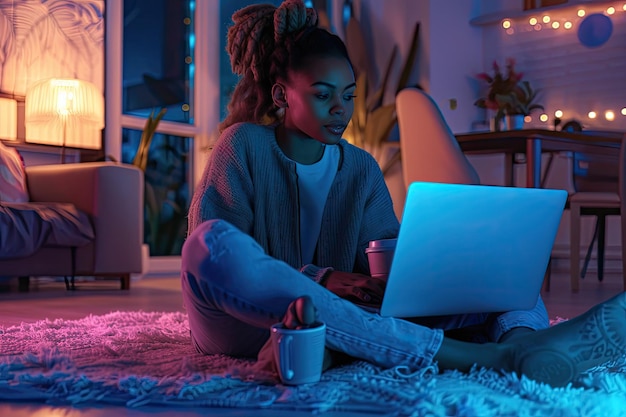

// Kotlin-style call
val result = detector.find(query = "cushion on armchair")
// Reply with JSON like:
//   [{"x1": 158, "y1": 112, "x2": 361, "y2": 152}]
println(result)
[
  {"x1": 0, "y1": 202, "x2": 94, "y2": 260},
  {"x1": 0, "y1": 141, "x2": 29, "y2": 203}
]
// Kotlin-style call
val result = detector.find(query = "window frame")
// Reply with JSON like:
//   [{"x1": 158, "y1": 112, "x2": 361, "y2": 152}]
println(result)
[{"x1": 105, "y1": 0, "x2": 221, "y2": 265}]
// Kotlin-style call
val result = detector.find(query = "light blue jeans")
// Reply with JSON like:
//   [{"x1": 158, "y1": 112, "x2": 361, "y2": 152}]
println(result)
[{"x1": 181, "y1": 219, "x2": 549, "y2": 370}]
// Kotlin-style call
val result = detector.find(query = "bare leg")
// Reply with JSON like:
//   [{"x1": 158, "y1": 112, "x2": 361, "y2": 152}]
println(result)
[
  {"x1": 435, "y1": 337, "x2": 508, "y2": 373},
  {"x1": 436, "y1": 292, "x2": 626, "y2": 387},
  {"x1": 508, "y1": 292, "x2": 626, "y2": 386},
  {"x1": 289, "y1": 292, "x2": 626, "y2": 387},
  {"x1": 433, "y1": 328, "x2": 534, "y2": 373}
]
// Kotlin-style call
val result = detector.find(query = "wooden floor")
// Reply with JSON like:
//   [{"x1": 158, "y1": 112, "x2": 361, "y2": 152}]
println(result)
[{"x1": 0, "y1": 269, "x2": 623, "y2": 416}]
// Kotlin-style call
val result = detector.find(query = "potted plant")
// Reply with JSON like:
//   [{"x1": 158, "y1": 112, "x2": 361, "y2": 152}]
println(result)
[
  {"x1": 132, "y1": 108, "x2": 167, "y2": 170},
  {"x1": 343, "y1": 19, "x2": 420, "y2": 173},
  {"x1": 497, "y1": 80, "x2": 545, "y2": 129},
  {"x1": 474, "y1": 58, "x2": 543, "y2": 130},
  {"x1": 132, "y1": 108, "x2": 187, "y2": 256}
]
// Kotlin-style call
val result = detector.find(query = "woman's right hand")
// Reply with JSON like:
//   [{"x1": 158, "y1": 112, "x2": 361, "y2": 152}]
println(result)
[{"x1": 323, "y1": 271, "x2": 386, "y2": 307}]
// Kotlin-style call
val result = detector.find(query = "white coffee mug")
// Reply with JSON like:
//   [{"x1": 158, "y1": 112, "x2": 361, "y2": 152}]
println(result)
[{"x1": 270, "y1": 321, "x2": 326, "y2": 385}]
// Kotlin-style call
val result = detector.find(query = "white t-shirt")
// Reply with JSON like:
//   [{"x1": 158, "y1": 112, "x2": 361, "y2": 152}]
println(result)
[{"x1": 295, "y1": 145, "x2": 340, "y2": 265}]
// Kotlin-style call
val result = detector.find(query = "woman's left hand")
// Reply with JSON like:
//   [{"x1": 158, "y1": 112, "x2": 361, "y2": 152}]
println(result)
[{"x1": 323, "y1": 271, "x2": 386, "y2": 307}]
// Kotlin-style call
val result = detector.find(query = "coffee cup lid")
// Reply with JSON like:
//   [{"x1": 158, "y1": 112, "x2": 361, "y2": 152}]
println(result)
[{"x1": 366, "y1": 238, "x2": 397, "y2": 251}]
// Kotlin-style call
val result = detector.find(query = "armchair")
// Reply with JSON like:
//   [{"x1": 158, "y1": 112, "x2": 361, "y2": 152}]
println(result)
[{"x1": 0, "y1": 162, "x2": 144, "y2": 290}]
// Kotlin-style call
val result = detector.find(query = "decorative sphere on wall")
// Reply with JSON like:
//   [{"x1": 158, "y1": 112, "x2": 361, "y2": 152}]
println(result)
[{"x1": 577, "y1": 13, "x2": 613, "y2": 48}]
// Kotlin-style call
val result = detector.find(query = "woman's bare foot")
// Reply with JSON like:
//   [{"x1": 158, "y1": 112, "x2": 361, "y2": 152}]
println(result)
[{"x1": 506, "y1": 292, "x2": 626, "y2": 387}]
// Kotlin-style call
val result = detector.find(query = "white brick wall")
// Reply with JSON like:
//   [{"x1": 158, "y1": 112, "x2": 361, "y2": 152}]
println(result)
[{"x1": 481, "y1": 3, "x2": 626, "y2": 131}]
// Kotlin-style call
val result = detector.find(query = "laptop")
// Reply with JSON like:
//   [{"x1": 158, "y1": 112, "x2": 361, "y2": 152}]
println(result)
[{"x1": 375, "y1": 182, "x2": 567, "y2": 318}]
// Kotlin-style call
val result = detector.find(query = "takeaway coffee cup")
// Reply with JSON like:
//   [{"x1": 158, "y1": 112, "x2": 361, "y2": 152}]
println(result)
[
  {"x1": 365, "y1": 238, "x2": 397, "y2": 282},
  {"x1": 270, "y1": 321, "x2": 326, "y2": 385}
]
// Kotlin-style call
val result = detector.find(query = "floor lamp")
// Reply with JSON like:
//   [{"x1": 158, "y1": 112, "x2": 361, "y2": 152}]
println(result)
[{"x1": 25, "y1": 78, "x2": 104, "y2": 163}]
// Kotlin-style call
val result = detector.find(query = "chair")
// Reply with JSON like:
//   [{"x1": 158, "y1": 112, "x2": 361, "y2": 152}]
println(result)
[
  {"x1": 569, "y1": 134, "x2": 626, "y2": 291},
  {"x1": 0, "y1": 162, "x2": 144, "y2": 290},
  {"x1": 396, "y1": 87, "x2": 480, "y2": 189}
]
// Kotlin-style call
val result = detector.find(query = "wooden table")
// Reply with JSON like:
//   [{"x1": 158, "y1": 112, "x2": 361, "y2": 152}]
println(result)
[{"x1": 455, "y1": 129, "x2": 622, "y2": 188}]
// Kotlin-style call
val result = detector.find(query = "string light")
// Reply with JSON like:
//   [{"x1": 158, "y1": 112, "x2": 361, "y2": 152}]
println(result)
[
  {"x1": 523, "y1": 107, "x2": 626, "y2": 123},
  {"x1": 503, "y1": 4, "x2": 620, "y2": 33},
  {"x1": 524, "y1": 107, "x2": 626, "y2": 123},
  {"x1": 493, "y1": 5, "x2": 625, "y2": 126}
]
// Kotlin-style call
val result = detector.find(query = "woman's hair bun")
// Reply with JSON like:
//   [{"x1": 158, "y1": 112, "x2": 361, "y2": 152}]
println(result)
[
  {"x1": 226, "y1": 0, "x2": 317, "y2": 78},
  {"x1": 273, "y1": 0, "x2": 318, "y2": 43}
]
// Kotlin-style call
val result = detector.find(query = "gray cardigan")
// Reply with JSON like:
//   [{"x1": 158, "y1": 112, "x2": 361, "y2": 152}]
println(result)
[{"x1": 187, "y1": 122, "x2": 400, "y2": 276}]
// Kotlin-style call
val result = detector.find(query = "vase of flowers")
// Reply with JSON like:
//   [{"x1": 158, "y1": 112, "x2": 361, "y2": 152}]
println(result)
[
  {"x1": 499, "y1": 80, "x2": 544, "y2": 130},
  {"x1": 474, "y1": 58, "x2": 543, "y2": 131},
  {"x1": 505, "y1": 114, "x2": 525, "y2": 130},
  {"x1": 489, "y1": 115, "x2": 504, "y2": 132}
]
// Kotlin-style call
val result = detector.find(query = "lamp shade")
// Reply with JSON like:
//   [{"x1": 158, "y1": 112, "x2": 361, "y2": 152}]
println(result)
[
  {"x1": 0, "y1": 98, "x2": 17, "y2": 141},
  {"x1": 25, "y1": 78, "x2": 104, "y2": 149}
]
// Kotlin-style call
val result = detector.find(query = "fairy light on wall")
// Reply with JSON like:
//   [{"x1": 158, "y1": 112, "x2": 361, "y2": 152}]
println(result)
[
  {"x1": 487, "y1": 3, "x2": 626, "y2": 130},
  {"x1": 523, "y1": 107, "x2": 626, "y2": 124},
  {"x1": 524, "y1": 106, "x2": 626, "y2": 125},
  {"x1": 499, "y1": 3, "x2": 625, "y2": 35}
]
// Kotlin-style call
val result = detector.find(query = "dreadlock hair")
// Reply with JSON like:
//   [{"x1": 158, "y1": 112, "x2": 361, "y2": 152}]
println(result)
[{"x1": 219, "y1": 0, "x2": 353, "y2": 132}]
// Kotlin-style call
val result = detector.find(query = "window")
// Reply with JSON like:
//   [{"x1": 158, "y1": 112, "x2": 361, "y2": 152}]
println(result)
[
  {"x1": 107, "y1": 0, "x2": 221, "y2": 260},
  {"x1": 117, "y1": 0, "x2": 194, "y2": 256},
  {"x1": 109, "y1": 1, "x2": 338, "y2": 259}
]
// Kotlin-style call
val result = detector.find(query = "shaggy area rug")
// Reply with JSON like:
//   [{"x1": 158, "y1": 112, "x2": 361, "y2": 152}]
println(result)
[{"x1": 2, "y1": 311, "x2": 626, "y2": 416}]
